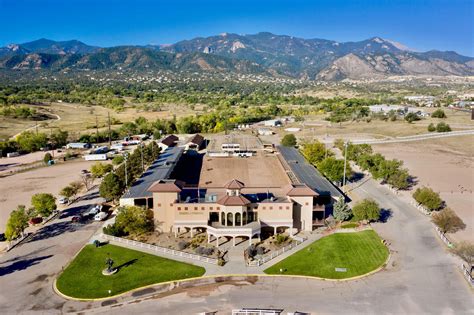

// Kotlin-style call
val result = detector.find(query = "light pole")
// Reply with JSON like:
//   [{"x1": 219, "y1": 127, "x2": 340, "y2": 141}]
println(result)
[{"x1": 342, "y1": 141, "x2": 348, "y2": 191}]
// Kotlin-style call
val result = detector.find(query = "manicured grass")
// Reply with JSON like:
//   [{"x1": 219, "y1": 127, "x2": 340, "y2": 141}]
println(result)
[
  {"x1": 341, "y1": 222, "x2": 359, "y2": 229},
  {"x1": 264, "y1": 230, "x2": 388, "y2": 279},
  {"x1": 56, "y1": 244, "x2": 205, "y2": 299}
]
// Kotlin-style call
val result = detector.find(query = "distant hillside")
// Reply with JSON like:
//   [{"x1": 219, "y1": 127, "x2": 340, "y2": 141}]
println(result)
[
  {"x1": 0, "y1": 38, "x2": 99, "y2": 56},
  {"x1": 1, "y1": 34, "x2": 473, "y2": 80},
  {"x1": 0, "y1": 46, "x2": 268, "y2": 75}
]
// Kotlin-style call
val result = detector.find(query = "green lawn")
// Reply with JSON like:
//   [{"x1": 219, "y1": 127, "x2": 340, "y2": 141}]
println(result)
[
  {"x1": 56, "y1": 244, "x2": 205, "y2": 299},
  {"x1": 264, "y1": 230, "x2": 388, "y2": 279}
]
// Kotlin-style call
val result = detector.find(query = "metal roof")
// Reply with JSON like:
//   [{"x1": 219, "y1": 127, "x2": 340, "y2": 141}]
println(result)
[
  {"x1": 277, "y1": 145, "x2": 344, "y2": 199},
  {"x1": 122, "y1": 146, "x2": 184, "y2": 199}
]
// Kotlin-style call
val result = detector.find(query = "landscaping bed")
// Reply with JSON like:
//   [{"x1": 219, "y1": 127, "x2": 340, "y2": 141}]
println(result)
[
  {"x1": 264, "y1": 230, "x2": 388, "y2": 279},
  {"x1": 56, "y1": 244, "x2": 205, "y2": 299}
]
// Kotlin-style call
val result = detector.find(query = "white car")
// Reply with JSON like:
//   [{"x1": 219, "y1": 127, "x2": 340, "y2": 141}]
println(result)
[
  {"x1": 59, "y1": 197, "x2": 69, "y2": 205},
  {"x1": 94, "y1": 212, "x2": 108, "y2": 221},
  {"x1": 88, "y1": 206, "x2": 100, "y2": 216}
]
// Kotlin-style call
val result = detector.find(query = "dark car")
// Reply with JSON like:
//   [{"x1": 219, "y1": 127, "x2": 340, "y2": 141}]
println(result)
[
  {"x1": 0, "y1": 233, "x2": 5, "y2": 242},
  {"x1": 71, "y1": 215, "x2": 88, "y2": 224}
]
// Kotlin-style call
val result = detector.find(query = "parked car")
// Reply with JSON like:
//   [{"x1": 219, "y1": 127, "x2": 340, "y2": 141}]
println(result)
[
  {"x1": 0, "y1": 233, "x2": 5, "y2": 242},
  {"x1": 29, "y1": 217, "x2": 43, "y2": 225},
  {"x1": 59, "y1": 197, "x2": 69, "y2": 205},
  {"x1": 80, "y1": 169, "x2": 90, "y2": 174},
  {"x1": 94, "y1": 212, "x2": 108, "y2": 221},
  {"x1": 71, "y1": 215, "x2": 87, "y2": 223},
  {"x1": 87, "y1": 206, "x2": 100, "y2": 216}
]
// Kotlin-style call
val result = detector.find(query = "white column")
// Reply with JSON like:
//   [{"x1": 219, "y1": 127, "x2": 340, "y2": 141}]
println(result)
[
  {"x1": 190, "y1": 227, "x2": 194, "y2": 237},
  {"x1": 233, "y1": 237, "x2": 236, "y2": 246},
  {"x1": 233, "y1": 213, "x2": 235, "y2": 227},
  {"x1": 216, "y1": 236, "x2": 219, "y2": 247},
  {"x1": 249, "y1": 237, "x2": 252, "y2": 246},
  {"x1": 274, "y1": 226, "x2": 277, "y2": 235}
]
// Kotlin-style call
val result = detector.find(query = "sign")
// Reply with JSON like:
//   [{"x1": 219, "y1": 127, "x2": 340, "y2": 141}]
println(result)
[{"x1": 335, "y1": 267, "x2": 347, "y2": 272}]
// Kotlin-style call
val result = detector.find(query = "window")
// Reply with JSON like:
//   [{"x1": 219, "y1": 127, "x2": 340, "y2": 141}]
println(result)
[
  {"x1": 269, "y1": 206, "x2": 273, "y2": 210},
  {"x1": 217, "y1": 207, "x2": 220, "y2": 210},
  {"x1": 194, "y1": 207, "x2": 198, "y2": 210},
  {"x1": 157, "y1": 203, "x2": 162, "y2": 207},
  {"x1": 184, "y1": 207, "x2": 188, "y2": 211},
  {"x1": 177, "y1": 207, "x2": 181, "y2": 211},
  {"x1": 286, "y1": 206, "x2": 290, "y2": 210},
  {"x1": 262, "y1": 206, "x2": 266, "y2": 210},
  {"x1": 279, "y1": 206, "x2": 282, "y2": 210},
  {"x1": 210, "y1": 207, "x2": 213, "y2": 210},
  {"x1": 170, "y1": 203, "x2": 173, "y2": 207},
  {"x1": 305, "y1": 202, "x2": 309, "y2": 206},
  {"x1": 201, "y1": 206, "x2": 205, "y2": 210}
]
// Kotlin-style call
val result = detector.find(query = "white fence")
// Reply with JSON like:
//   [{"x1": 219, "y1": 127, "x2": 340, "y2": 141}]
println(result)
[
  {"x1": 101, "y1": 234, "x2": 218, "y2": 265},
  {"x1": 461, "y1": 264, "x2": 474, "y2": 287},
  {"x1": 247, "y1": 240, "x2": 303, "y2": 267},
  {"x1": 434, "y1": 227, "x2": 453, "y2": 248},
  {"x1": 410, "y1": 201, "x2": 431, "y2": 216}
]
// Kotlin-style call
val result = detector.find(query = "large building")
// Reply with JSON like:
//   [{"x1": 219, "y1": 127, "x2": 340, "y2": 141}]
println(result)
[{"x1": 120, "y1": 134, "x2": 344, "y2": 246}]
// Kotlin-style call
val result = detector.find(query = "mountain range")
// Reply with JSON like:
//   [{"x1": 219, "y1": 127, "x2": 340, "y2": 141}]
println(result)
[{"x1": 1, "y1": 32, "x2": 473, "y2": 81}]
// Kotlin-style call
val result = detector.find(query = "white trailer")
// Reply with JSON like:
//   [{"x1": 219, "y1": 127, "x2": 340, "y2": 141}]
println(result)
[{"x1": 84, "y1": 154, "x2": 107, "y2": 161}]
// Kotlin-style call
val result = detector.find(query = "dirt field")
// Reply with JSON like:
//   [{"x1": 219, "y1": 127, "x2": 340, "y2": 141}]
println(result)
[
  {"x1": 372, "y1": 135, "x2": 474, "y2": 243},
  {"x1": 207, "y1": 132, "x2": 263, "y2": 151},
  {"x1": 0, "y1": 159, "x2": 97, "y2": 231},
  {"x1": 199, "y1": 152, "x2": 290, "y2": 188}
]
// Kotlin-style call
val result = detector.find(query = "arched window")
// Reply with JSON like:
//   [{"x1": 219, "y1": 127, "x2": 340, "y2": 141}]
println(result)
[
  {"x1": 235, "y1": 212, "x2": 242, "y2": 226},
  {"x1": 221, "y1": 212, "x2": 226, "y2": 225},
  {"x1": 227, "y1": 212, "x2": 233, "y2": 226},
  {"x1": 242, "y1": 212, "x2": 247, "y2": 225}
]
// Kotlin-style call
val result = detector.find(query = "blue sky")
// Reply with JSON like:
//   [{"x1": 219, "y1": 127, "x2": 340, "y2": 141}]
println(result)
[{"x1": 0, "y1": 0, "x2": 472, "y2": 56}]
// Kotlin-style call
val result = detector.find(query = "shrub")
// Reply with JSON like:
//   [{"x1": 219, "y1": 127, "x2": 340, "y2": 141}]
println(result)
[
  {"x1": 246, "y1": 244, "x2": 257, "y2": 257},
  {"x1": 178, "y1": 241, "x2": 189, "y2": 250},
  {"x1": 256, "y1": 246, "x2": 265, "y2": 256},
  {"x1": 431, "y1": 208, "x2": 466, "y2": 234},
  {"x1": 281, "y1": 134, "x2": 297, "y2": 147},
  {"x1": 275, "y1": 234, "x2": 289, "y2": 245},
  {"x1": 352, "y1": 199, "x2": 381, "y2": 222},
  {"x1": 103, "y1": 223, "x2": 127, "y2": 237},
  {"x1": 436, "y1": 122, "x2": 451, "y2": 132},
  {"x1": 43, "y1": 152, "x2": 52, "y2": 164},
  {"x1": 431, "y1": 109, "x2": 446, "y2": 118},
  {"x1": 405, "y1": 112, "x2": 420, "y2": 123},
  {"x1": 427, "y1": 123, "x2": 436, "y2": 132},
  {"x1": 112, "y1": 155, "x2": 124, "y2": 165}
]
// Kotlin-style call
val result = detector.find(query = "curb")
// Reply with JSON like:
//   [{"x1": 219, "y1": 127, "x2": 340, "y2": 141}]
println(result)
[{"x1": 53, "y1": 250, "x2": 391, "y2": 302}]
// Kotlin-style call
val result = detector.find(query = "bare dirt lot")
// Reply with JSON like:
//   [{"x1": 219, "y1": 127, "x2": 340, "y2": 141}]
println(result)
[
  {"x1": 199, "y1": 152, "x2": 290, "y2": 188},
  {"x1": 373, "y1": 135, "x2": 474, "y2": 243},
  {"x1": 0, "y1": 159, "x2": 97, "y2": 230}
]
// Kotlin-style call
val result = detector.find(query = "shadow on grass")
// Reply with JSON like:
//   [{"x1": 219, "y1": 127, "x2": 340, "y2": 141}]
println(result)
[
  {"x1": 115, "y1": 258, "x2": 138, "y2": 272},
  {"x1": 0, "y1": 255, "x2": 53, "y2": 276}
]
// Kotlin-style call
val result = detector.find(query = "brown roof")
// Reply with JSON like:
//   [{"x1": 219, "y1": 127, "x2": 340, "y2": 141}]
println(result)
[
  {"x1": 283, "y1": 184, "x2": 318, "y2": 197},
  {"x1": 216, "y1": 195, "x2": 251, "y2": 206},
  {"x1": 161, "y1": 135, "x2": 178, "y2": 147},
  {"x1": 224, "y1": 179, "x2": 245, "y2": 189},
  {"x1": 187, "y1": 134, "x2": 204, "y2": 146},
  {"x1": 148, "y1": 179, "x2": 184, "y2": 193}
]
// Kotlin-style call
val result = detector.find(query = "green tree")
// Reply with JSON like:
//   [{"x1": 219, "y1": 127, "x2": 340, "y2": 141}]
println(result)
[
  {"x1": 427, "y1": 123, "x2": 436, "y2": 132},
  {"x1": 386, "y1": 169, "x2": 411, "y2": 190},
  {"x1": 31, "y1": 193, "x2": 57, "y2": 217},
  {"x1": 5, "y1": 205, "x2": 29, "y2": 241},
  {"x1": 90, "y1": 162, "x2": 113, "y2": 178},
  {"x1": 43, "y1": 152, "x2": 52, "y2": 164},
  {"x1": 113, "y1": 206, "x2": 154, "y2": 237},
  {"x1": 99, "y1": 173, "x2": 124, "y2": 201},
  {"x1": 302, "y1": 141, "x2": 333, "y2": 165},
  {"x1": 413, "y1": 186, "x2": 443, "y2": 211},
  {"x1": 431, "y1": 208, "x2": 466, "y2": 234},
  {"x1": 352, "y1": 199, "x2": 381, "y2": 222},
  {"x1": 333, "y1": 198, "x2": 352, "y2": 221},
  {"x1": 317, "y1": 157, "x2": 352, "y2": 183},
  {"x1": 431, "y1": 109, "x2": 446, "y2": 118},
  {"x1": 50, "y1": 129, "x2": 68, "y2": 148},
  {"x1": 112, "y1": 155, "x2": 124, "y2": 165},
  {"x1": 59, "y1": 185, "x2": 75, "y2": 199},
  {"x1": 281, "y1": 134, "x2": 297, "y2": 147},
  {"x1": 16, "y1": 131, "x2": 48, "y2": 153}
]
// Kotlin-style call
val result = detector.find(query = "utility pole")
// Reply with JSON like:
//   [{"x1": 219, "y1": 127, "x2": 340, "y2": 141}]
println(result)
[
  {"x1": 108, "y1": 112, "x2": 112, "y2": 146},
  {"x1": 342, "y1": 141, "x2": 348, "y2": 191},
  {"x1": 95, "y1": 115, "x2": 99, "y2": 143},
  {"x1": 124, "y1": 153, "x2": 128, "y2": 187},
  {"x1": 140, "y1": 143, "x2": 144, "y2": 171}
]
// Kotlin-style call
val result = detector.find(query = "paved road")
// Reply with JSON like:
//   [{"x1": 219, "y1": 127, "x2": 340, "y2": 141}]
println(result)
[
  {"x1": 0, "y1": 188, "x2": 103, "y2": 314},
  {"x1": 346, "y1": 130, "x2": 474, "y2": 145},
  {"x1": 69, "y1": 178, "x2": 474, "y2": 314}
]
